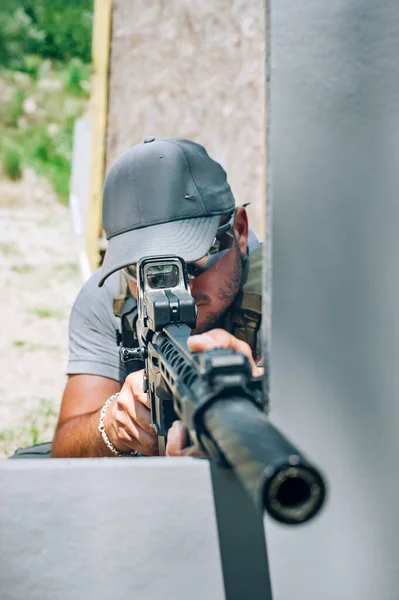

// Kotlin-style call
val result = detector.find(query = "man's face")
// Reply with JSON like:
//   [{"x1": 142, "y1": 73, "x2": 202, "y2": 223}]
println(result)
[
  {"x1": 126, "y1": 207, "x2": 249, "y2": 334},
  {"x1": 189, "y1": 238, "x2": 243, "y2": 333}
]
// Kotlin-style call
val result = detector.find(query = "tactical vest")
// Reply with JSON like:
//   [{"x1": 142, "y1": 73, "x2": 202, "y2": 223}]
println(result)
[{"x1": 113, "y1": 245, "x2": 263, "y2": 372}]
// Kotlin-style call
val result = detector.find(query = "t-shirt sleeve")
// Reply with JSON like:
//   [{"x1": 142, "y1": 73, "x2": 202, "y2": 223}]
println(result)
[{"x1": 67, "y1": 270, "x2": 123, "y2": 383}]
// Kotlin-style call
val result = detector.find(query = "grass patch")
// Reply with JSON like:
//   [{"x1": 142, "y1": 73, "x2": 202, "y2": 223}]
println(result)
[
  {"x1": 21, "y1": 123, "x2": 72, "y2": 201},
  {"x1": 11, "y1": 263, "x2": 35, "y2": 274},
  {"x1": 62, "y1": 58, "x2": 90, "y2": 96},
  {"x1": 0, "y1": 398, "x2": 58, "y2": 457},
  {"x1": 21, "y1": 55, "x2": 42, "y2": 81},
  {"x1": 0, "y1": 59, "x2": 89, "y2": 204},
  {"x1": 2, "y1": 146, "x2": 22, "y2": 180},
  {"x1": 1, "y1": 122, "x2": 73, "y2": 203},
  {"x1": 0, "y1": 429, "x2": 14, "y2": 443},
  {"x1": 33, "y1": 128, "x2": 51, "y2": 161},
  {"x1": 54, "y1": 261, "x2": 80, "y2": 278},
  {"x1": 29, "y1": 307, "x2": 65, "y2": 319},
  {"x1": 12, "y1": 340, "x2": 59, "y2": 352},
  {"x1": 13, "y1": 340, "x2": 26, "y2": 348},
  {"x1": 0, "y1": 242, "x2": 20, "y2": 256},
  {"x1": 4, "y1": 88, "x2": 25, "y2": 127}
]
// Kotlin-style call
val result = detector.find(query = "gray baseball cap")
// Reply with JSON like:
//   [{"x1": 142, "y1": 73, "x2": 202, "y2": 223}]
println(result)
[{"x1": 98, "y1": 137, "x2": 236, "y2": 286}]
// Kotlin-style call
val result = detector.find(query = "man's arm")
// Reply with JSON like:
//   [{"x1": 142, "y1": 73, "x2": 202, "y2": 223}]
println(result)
[
  {"x1": 52, "y1": 372, "x2": 159, "y2": 458},
  {"x1": 52, "y1": 374, "x2": 121, "y2": 457},
  {"x1": 53, "y1": 269, "x2": 156, "y2": 458}
]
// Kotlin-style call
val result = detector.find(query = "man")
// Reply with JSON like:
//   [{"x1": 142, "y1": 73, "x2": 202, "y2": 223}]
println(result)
[{"x1": 52, "y1": 137, "x2": 263, "y2": 458}]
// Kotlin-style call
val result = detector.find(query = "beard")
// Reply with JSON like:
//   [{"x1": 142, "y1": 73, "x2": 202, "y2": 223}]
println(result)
[{"x1": 191, "y1": 241, "x2": 243, "y2": 335}]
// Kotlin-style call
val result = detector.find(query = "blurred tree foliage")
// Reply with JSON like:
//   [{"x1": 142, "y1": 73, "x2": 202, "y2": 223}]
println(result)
[{"x1": 0, "y1": 0, "x2": 93, "y2": 69}]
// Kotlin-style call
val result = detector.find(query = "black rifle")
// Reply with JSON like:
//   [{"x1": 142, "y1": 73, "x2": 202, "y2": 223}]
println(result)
[{"x1": 121, "y1": 255, "x2": 326, "y2": 525}]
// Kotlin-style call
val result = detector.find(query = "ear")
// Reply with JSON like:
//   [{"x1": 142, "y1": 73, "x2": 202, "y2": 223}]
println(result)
[{"x1": 233, "y1": 207, "x2": 249, "y2": 257}]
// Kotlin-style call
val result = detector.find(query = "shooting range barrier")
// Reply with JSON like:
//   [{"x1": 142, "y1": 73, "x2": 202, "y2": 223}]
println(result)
[{"x1": 84, "y1": 0, "x2": 266, "y2": 272}]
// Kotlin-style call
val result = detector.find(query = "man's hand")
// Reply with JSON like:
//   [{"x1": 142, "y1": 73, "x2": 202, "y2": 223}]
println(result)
[
  {"x1": 166, "y1": 329, "x2": 263, "y2": 457},
  {"x1": 187, "y1": 329, "x2": 263, "y2": 378},
  {"x1": 104, "y1": 369, "x2": 159, "y2": 456}
]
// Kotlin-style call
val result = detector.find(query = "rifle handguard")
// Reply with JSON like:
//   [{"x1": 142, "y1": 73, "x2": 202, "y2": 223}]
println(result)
[{"x1": 155, "y1": 336, "x2": 326, "y2": 525}]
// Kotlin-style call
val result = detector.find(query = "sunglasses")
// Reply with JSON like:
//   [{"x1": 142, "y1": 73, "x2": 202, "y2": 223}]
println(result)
[{"x1": 124, "y1": 211, "x2": 236, "y2": 283}]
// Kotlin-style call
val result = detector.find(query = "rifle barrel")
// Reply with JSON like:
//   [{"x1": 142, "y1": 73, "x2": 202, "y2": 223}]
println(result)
[{"x1": 202, "y1": 398, "x2": 326, "y2": 525}]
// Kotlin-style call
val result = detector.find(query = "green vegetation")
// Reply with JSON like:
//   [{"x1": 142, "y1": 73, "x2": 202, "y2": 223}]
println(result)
[
  {"x1": 0, "y1": 241, "x2": 21, "y2": 256},
  {"x1": 54, "y1": 261, "x2": 80, "y2": 279},
  {"x1": 0, "y1": 1, "x2": 93, "y2": 69},
  {"x1": 29, "y1": 307, "x2": 65, "y2": 319},
  {"x1": 0, "y1": 70, "x2": 89, "y2": 201},
  {"x1": 0, "y1": 1, "x2": 93, "y2": 202},
  {"x1": 0, "y1": 397, "x2": 57, "y2": 457},
  {"x1": 63, "y1": 58, "x2": 91, "y2": 96},
  {"x1": 12, "y1": 340, "x2": 59, "y2": 352},
  {"x1": 5, "y1": 89, "x2": 25, "y2": 127},
  {"x1": 11, "y1": 263, "x2": 35, "y2": 273},
  {"x1": 2, "y1": 146, "x2": 22, "y2": 180}
]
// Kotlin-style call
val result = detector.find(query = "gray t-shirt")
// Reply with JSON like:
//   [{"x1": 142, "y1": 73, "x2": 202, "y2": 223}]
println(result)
[{"x1": 67, "y1": 269, "x2": 128, "y2": 383}]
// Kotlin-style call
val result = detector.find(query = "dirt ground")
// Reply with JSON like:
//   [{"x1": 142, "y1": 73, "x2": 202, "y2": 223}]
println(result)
[{"x1": 0, "y1": 168, "x2": 82, "y2": 458}]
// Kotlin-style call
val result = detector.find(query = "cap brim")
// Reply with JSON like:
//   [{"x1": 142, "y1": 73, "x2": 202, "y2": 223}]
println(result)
[{"x1": 98, "y1": 215, "x2": 220, "y2": 286}]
